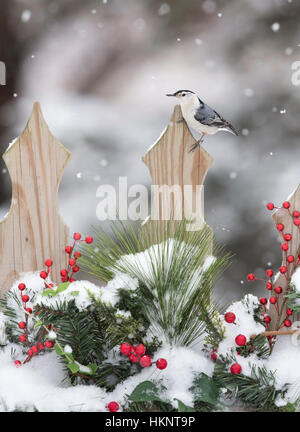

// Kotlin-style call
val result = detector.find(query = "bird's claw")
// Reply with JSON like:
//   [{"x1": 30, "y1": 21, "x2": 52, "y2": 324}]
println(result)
[
  {"x1": 176, "y1": 118, "x2": 184, "y2": 124},
  {"x1": 189, "y1": 136, "x2": 204, "y2": 152}
]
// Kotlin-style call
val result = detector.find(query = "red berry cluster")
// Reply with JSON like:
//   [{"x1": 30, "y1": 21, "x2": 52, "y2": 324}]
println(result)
[
  {"x1": 120, "y1": 342, "x2": 167, "y2": 370},
  {"x1": 41, "y1": 233, "x2": 94, "y2": 287},
  {"x1": 246, "y1": 200, "x2": 298, "y2": 332},
  {"x1": 15, "y1": 282, "x2": 55, "y2": 367},
  {"x1": 211, "y1": 312, "x2": 246, "y2": 375}
]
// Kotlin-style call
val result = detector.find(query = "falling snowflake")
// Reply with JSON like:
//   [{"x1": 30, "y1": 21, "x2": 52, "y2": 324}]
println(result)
[
  {"x1": 100, "y1": 159, "x2": 108, "y2": 167},
  {"x1": 280, "y1": 108, "x2": 287, "y2": 114},
  {"x1": 158, "y1": 3, "x2": 170, "y2": 16},
  {"x1": 241, "y1": 128, "x2": 249, "y2": 136},
  {"x1": 285, "y1": 47, "x2": 293, "y2": 55},
  {"x1": 217, "y1": 13, "x2": 222, "y2": 17},
  {"x1": 13, "y1": 93, "x2": 18, "y2": 98},
  {"x1": 76, "y1": 172, "x2": 83, "y2": 179},
  {"x1": 202, "y1": 0, "x2": 216, "y2": 14},
  {"x1": 271, "y1": 22, "x2": 280, "y2": 32},
  {"x1": 229, "y1": 172, "x2": 237, "y2": 179},
  {"x1": 177, "y1": 37, "x2": 181, "y2": 42},
  {"x1": 21, "y1": 10, "x2": 32, "y2": 23},
  {"x1": 244, "y1": 88, "x2": 254, "y2": 97},
  {"x1": 195, "y1": 38, "x2": 202, "y2": 45}
]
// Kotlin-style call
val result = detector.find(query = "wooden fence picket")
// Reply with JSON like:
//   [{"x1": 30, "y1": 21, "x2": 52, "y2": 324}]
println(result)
[{"x1": 0, "y1": 102, "x2": 71, "y2": 297}]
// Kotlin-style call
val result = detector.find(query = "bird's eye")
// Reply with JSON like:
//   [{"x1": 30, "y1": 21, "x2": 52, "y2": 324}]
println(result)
[{"x1": 181, "y1": 93, "x2": 186, "y2": 97}]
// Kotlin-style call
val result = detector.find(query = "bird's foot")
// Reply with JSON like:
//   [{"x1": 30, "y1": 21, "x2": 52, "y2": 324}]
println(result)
[
  {"x1": 189, "y1": 136, "x2": 204, "y2": 152},
  {"x1": 189, "y1": 143, "x2": 199, "y2": 153},
  {"x1": 176, "y1": 118, "x2": 184, "y2": 124}
]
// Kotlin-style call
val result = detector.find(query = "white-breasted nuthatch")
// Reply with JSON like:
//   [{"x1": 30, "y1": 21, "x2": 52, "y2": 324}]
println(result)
[{"x1": 166, "y1": 90, "x2": 238, "y2": 152}]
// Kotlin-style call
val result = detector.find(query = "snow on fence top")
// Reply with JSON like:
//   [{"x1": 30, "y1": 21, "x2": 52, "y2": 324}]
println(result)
[{"x1": 0, "y1": 102, "x2": 71, "y2": 297}]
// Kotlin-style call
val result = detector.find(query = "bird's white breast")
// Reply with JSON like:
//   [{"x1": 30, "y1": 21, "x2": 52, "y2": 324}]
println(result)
[{"x1": 180, "y1": 100, "x2": 218, "y2": 135}]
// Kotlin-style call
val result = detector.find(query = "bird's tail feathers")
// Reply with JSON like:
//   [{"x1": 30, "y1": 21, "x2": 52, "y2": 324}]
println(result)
[{"x1": 223, "y1": 123, "x2": 239, "y2": 136}]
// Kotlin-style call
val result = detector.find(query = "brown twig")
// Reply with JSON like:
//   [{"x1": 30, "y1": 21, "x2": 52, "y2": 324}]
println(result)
[{"x1": 250, "y1": 329, "x2": 299, "y2": 339}]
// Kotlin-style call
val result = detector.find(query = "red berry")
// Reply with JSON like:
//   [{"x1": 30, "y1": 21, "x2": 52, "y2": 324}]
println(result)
[
  {"x1": 211, "y1": 351, "x2": 218, "y2": 361},
  {"x1": 120, "y1": 342, "x2": 133, "y2": 356},
  {"x1": 294, "y1": 218, "x2": 300, "y2": 227},
  {"x1": 225, "y1": 312, "x2": 236, "y2": 323},
  {"x1": 266, "y1": 269, "x2": 274, "y2": 278},
  {"x1": 45, "y1": 259, "x2": 53, "y2": 267},
  {"x1": 266, "y1": 203, "x2": 274, "y2": 210},
  {"x1": 235, "y1": 334, "x2": 247, "y2": 346},
  {"x1": 21, "y1": 295, "x2": 29, "y2": 303},
  {"x1": 27, "y1": 349, "x2": 33, "y2": 357},
  {"x1": 60, "y1": 269, "x2": 68, "y2": 277},
  {"x1": 266, "y1": 282, "x2": 272, "y2": 290},
  {"x1": 38, "y1": 342, "x2": 45, "y2": 351},
  {"x1": 107, "y1": 401, "x2": 119, "y2": 412},
  {"x1": 284, "y1": 319, "x2": 292, "y2": 328},
  {"x1": 19, "y1": 335, "x2": 26, "y2": 343},
  {"x1": 73, "y1": 233, "x2": 81, "y2": 240},
  {"x1": 230, "y1": 363, "x2": 242, "y2": 375},
  {"x1": 247, "y1": 273, "x2": 255, "y2": 281},
  {"x1": 72, "y1": 265, "x2": 80, "y2": 273},
  {"x1": 134, "y1": 344, "x2": 146, "y2": 356},
  {"x1": 14, "y1": 360, "x2": 22, "y2": 367},
  {"x1": 74, "y1": 251, "x2": 81, "y2": 259},
  {"x1": 284, "y1": 234, "x2": 292, "y2": 242},
  {"x1": 293, "y1": 211, "x2": 300, "y2": 218},
  {"x1": 270, "y1": 296, "x2": 277, "y2": 304},
  {"x1": 287, "y1": 255, "x2": 294, "y2": 263},
  {"x1": 260, "y1": 297, "x2": 267, "y2": 305},
  {"x1": 65, "y1": 245, "x2": 72, "y2": 254},
  {"x1": 85, "y1": 236, "x2": 93, "y2": 244},
  {"x1": 32, "y1": 345, "x2": 38, "y2": 354},
  {"x1": 264, "y1": 315, "x2": 271, "y2": 324},
  {"x1": 282, "y1": 201, "x2": 290, "y2": 209},
  {"x1": 40, "y1": 271, "x2": 47, "y2": 279},
  {"x1": 70, "y1": 278, "x2": 76, "y2": 283},
  {"x1": 140, "y1": 355, "x2": 152, "y2": 368},
  {"x1": 280, "y1": 266, "x2": 287, "y2": 274},
  {"x1": 18, "y1": 283, "x2": 26, "y2": 291},
  {"x1": 26, "y1": 307, "x2": 32, "y2": 314},
  {"x1": 286, "y1": 308, "x2": 293, "y2": 316},
  {"x1": 69, "y1": 259, "x2": 76, "y2": 266},
  {"x1": 156, "y1": 358, "x2": 168, "y2": 370},
  {"x1": 45, "y1": 340, "x2": 54, "y2": 348},
  {"x1": 129, "y1": 354, "x2": 139, "y2": 363},
  {"x1": 281, "y1": 243, "x2": 289, "y2": 251},
  {"x1": 18, "y1": 321, "x2": 26, "y2": 329},
  {"x1": 275, "y1": 286, "x2": 282, "y2": 294},
  {"x1": 276, "y1": 223, "x2": 284, "y2": 232}
]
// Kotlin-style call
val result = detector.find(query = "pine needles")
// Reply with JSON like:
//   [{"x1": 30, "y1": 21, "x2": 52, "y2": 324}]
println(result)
[{"x1": 80, "y1": 220, "x2": 232, "y2": 346}]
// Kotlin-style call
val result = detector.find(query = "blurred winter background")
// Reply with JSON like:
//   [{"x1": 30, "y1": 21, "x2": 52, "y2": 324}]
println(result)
[{"x1": 0, "y1": 0, "x2": 299, "y2": 304}]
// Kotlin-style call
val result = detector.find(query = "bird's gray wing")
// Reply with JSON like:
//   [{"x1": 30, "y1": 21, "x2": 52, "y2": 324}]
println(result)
[
  {"x1": 194, "y1": 103, "x2": 238, "y2": 135},
  {"x1": 194, "y1": 103, "x2": 225, "y2": 127}
]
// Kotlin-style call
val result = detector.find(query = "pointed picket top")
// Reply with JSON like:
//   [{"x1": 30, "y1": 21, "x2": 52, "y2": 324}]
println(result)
[
  {"x1": 269, "y1": 184, "x2": 300, "y2": 328},
  {"x1": 142, "y1": 104, "x2": 213, "y2": 243},
  {"x1": 0, "y1": 102, "x2": 71, "y2": 297}
]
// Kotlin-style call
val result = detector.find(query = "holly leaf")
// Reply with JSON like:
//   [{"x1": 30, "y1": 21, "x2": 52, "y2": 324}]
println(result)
[
  {"x1": 189, "y1": 373, "x2": 220, "y2": 405},
  {"x1": 42, "y1": 289, "x2": 56, "y2": 297},
  {"x1": 174, "y1": 398, "x2": 195, "y2": 412},
  {"x1": 128, "y1": 381, "x2": 167, "y2": 403},
  {"x1": 34, "y1": 320, "x2": 43, "y2": 329},
  {"x1": 70, "y1": 291, "x2": 79, "y2": 296},
  {"x1": 54, "y1": 344, "x2": 64, "y2": 356},
  {"x1": 67, "y1": 362, "x2": 80, "y2": 374},
  {"x1": 56, "y1": 282, "x2": 70, "y2": 294}
]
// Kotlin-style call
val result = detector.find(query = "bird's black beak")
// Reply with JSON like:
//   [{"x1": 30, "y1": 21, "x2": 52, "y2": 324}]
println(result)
[{"x1": 166, "y1": 93, "x2": 176, "y2": 97}]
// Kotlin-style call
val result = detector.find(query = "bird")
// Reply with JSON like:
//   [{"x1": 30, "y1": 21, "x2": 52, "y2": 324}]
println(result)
[{"x1": 166, "y1": 90, "x2": 238, "y2": 152}]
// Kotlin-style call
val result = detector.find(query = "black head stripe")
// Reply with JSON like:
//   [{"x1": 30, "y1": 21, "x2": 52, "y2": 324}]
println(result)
[{"x1": 173, "y1": 90, "x2": 195, "y2": 96}]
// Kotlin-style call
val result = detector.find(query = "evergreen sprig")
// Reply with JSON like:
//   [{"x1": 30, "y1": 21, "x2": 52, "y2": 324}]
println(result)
[{"x1": 80, "y1": 220, "x2": 232, "y2": 346}]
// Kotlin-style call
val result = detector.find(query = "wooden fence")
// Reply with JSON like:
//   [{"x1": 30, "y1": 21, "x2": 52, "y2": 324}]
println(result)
[{"x1": 0, "y1": 102, "x2": 213, "y2": 297}]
